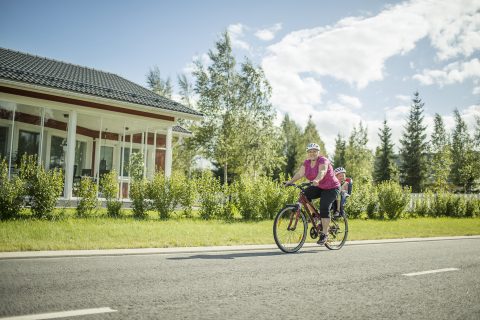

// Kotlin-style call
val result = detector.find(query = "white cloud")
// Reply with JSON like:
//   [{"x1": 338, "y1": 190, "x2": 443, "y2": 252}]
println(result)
[
  {"x1": 338, "y1": 94, "x2": 362, "y2": 109},
  {"x1": 262, "y1": 0, "x2": 480, "y2": 123},
  {"x1": 254, "y1": 23, "x2": 282, "y2": 41},
  {"x1": 227, "y1": 23, "x2": 250, "y2": 51},
  {"x1": 395, "y1": 94, "x2": 411, "y2": 102},
  {"x1": 413, "y1": 58, "x2": 480, "y2": 86}
]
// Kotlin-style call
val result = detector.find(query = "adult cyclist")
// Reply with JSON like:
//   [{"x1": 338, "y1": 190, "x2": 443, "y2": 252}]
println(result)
[{"x1": 285, "y1": 143, "x2": 340, "y2": 245}]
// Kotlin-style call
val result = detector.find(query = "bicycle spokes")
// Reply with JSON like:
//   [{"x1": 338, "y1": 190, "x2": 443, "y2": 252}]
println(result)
[{"x1": 273, "y1": 206, "x2": 307, "y2": 253}]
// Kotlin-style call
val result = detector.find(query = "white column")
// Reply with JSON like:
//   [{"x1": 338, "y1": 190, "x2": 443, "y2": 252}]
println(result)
[
  {"x1": 96, "y1": 118, "x2": 103, "y2": 195},
  {"x1": 119, "y1": 121, "x2": 126, "y2": 200},
  {"x1": 152, "y1": 130, "x2": 157, "y2": 175},
  {"x1": 63, "y1": 110, "x2": 77, "y2": 199},
  {"x1": 38, "y1": 107, "x2": 45, "y2": 166},
  {"x1": 165, "y1": 126, "x2": 173, "y2": 179},
  {"x1": 8, "y1": 104, "x2": 16, "y2": 179}
]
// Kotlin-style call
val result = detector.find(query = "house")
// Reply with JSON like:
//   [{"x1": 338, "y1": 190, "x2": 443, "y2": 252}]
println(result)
[{"x1": 0, "y1": 47, "x2": 202, "y2": 199}]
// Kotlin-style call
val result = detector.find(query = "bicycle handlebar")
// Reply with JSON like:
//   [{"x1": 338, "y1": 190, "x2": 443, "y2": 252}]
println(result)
[{"x1": 284, "y1": 181, "x2": 312, "y2": 191}]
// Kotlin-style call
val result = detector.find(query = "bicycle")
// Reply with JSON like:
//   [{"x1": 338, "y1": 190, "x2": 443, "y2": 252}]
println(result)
[{"x1": 273, "y1": 182, "x2": 348, "y2": 253}]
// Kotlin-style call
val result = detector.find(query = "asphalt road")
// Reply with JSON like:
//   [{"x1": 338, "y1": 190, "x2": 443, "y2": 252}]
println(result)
[{"x1": 1, "y1": 238, "x2": 479, "y2": 320}]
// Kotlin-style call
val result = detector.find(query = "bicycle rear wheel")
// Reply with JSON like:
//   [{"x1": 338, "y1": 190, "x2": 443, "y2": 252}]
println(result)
[
  {"x1": 273, "y1": 206, "x2": 308, "y2": 253},
  {"x1": 325, "y1": 213, "x2": 348, "y2": 250}
]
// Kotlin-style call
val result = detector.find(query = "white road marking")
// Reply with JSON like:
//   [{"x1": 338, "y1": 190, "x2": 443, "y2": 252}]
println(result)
[
  {"x1": 402, "y1": 268, "x2": 459, "y2": 277},
  {"x1": 0, "y1": 307, "x2": 117, "y2": 320}
]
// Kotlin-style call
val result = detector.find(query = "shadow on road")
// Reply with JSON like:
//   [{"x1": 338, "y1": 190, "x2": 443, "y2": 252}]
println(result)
[{"x1": 167, "y1": 249, "x2": 318, "y2": 260}]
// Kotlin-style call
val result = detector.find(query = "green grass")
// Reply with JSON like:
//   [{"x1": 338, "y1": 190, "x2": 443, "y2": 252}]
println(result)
[{"x1": 1, "y1": 210, "x2": 479, "y2": 251}]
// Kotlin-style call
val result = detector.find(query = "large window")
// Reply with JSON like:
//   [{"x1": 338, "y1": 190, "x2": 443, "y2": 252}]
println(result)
[
  {"x1": 0, "y1": 126, "x2": 8, "y2": 159},
  {"x1": 17, "y1": 130, "x2": 39, "y2": 163}
]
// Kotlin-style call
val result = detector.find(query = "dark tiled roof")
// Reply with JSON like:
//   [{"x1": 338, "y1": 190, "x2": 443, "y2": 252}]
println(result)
[
  {"x1": 0, "y1": 47, "x2": 202, "y2": 117},
  {"x1": 172, "y1": 125, "x2": 192, "y2": 135}
]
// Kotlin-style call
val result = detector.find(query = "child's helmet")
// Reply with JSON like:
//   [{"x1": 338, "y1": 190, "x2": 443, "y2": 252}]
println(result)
[{"x1": 334, "y1": 167, "x2": 346, "y2": 174}]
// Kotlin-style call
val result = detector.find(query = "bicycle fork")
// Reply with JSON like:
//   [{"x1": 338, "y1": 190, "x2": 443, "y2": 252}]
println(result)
[{"x1": 287, "y1": 203, "x2": 302, "y2": 231}]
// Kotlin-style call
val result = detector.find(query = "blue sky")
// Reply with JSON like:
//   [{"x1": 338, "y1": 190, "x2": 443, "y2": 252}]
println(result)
[{"x1": 1, "y1": 0, "x2": 479, "y2": 155}]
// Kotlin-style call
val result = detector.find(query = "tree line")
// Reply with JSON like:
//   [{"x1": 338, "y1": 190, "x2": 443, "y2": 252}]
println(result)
[{"x1": 147, "y1": 32, "x2": 480, "y2": 193}]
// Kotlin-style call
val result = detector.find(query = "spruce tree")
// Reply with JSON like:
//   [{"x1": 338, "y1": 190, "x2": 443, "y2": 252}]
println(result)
[
  {"x1": 430, "y1": 113, "x2": 452, "y2": 192},
  {"x1": 345, "y1": 122, "x2": 373, "y2": 183},
  {"x1": 451, "y1": 109, "x2": 475, "y2": 192},
  {"x1": 399, "y1": 92, "x2": 428, "y2": 192},
  {"x1": 374, "y1": 120, "x2": 396, "y2": 183},
  {"x1": 280, "y1": 114, "x2": 302, "y2": 177},
  {"x1": 333, "y1": 134, "x2": 346, "y2": 168}
]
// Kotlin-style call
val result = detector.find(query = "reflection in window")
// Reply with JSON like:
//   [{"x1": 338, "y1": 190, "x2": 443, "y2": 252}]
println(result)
[
  {"x1": 49, "y1": 136, "x2": 64, "y2": 170},
  {"x1": 75, "y1": 141, "x2": 86, "y2": 177},
  {"x1": 120, "y1": 148, "x2": 140, "y2": 176},
  {"x1": 17, "y1": 130, "x2": 39, "y2": 164},
  {"x1": 100, "y1": 146, "x2": 113, "y2": 175}
]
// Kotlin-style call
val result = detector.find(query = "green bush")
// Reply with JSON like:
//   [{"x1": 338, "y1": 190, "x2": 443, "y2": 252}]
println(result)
[
  {"x1": 413, "y1": 190, "x2": 434, "y2": 217},
  {"x1": 344, "y1": 181, "x2": 376, "y2": 219},
  {"x1": 100, "y1": 170, "x2": 122, "y2": 217},
  {"x1": 17, "y1": 154, "x2": 64, "y2": 219},
  {"x1": 236, "y1": 175, "x2": 262, "y2": 220},
  {"x1": 377, "y1": 181, "x2": 411, "y2": 220},
  {"x1": 0, "y1": 159, "x2": 25, "y2": 219},
  {"x1": 196, "y1": 171, "x2": 223, "y2": 219},
  {"x1": 175, "y1": 171, "x2": 197, "y2": 218},
  {"x1": 30, "y1": 167, "x2": 64, "y2": 219},
  {"x1": 465, "y1": 198, "x2": 480, "y2": 217},
  {"x1": 258, "y1": 176, "x2": 287, "y2": 220},
  {"x1": 220, "y1": 182, "x2": 238, "y2": 221},
  {"x1": 130, "y1": 179, "x2": 150, "y2": 219},
  {"x1": 76, "y1": 177, "x2": 98, "y2": 217},
  {"x1": 149, "y1": 171, "x2": 183, "y2": 220}
]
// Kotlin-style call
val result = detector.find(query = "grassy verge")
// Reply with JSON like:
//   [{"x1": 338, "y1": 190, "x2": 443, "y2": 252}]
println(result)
[{"x1": 1, "y1": 211, "x2": 479, "y2": 251}]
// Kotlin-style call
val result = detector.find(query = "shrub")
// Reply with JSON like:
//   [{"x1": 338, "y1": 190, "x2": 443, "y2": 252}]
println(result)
[
  {"x1": 149, "y1": 171, "x2": 183, "y2": 220},
  {"x1": 344, "y1": 181, "x2": 376, "y2": 219},
  {"x1": 100, "y1": 170, "x2": 122, "y2": 218},
  {"x1": 236, "y1": 175, "x2": 262, "y2": 220},
  {"x1": 258, "y1": 176, "x2": 287, "y2": 220},
  {"x1": 220, "y1": 182, "x2": 238, "y2": 221},
  {"x1": 175, "y1": 171, "x2": 196, "y2": 218},
  {"x1": 0, "y1": 159, "x2": 25, "y2": 219},
  {"x1": 17, "y1": 154, "x2": 64, "y2": 219},
  {"x1": 30, "y1": 167, "x2": 64, "y2": 219},
  {"x1": 196, "y1": 171, "x2": 223, "y2": 219},
  {"x1": 465, "y1": 198, "x2": 480, "y2": 217},
  {"x1": 377, "y1": 181, "x2": 411, "y2": 220},
  {"x1": 430, "y1": 192, "x2": 444, "y2": 216},
  {"x1": 130, "y1": 179, "x2": 150, "y2": 219},
  {"x1": 76, "y1": 177, "x2": 98, "y2": 217},
  {"x1": 413, "y1": 190, "x2": 434, "y2": 217}
]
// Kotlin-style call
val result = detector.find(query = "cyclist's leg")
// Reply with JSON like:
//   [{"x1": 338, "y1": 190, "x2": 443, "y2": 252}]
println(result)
[{"x1": 318, "y1": 188, "x2": 340, "y2": 243}]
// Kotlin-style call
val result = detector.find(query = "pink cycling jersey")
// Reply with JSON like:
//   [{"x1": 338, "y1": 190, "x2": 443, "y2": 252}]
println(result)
[{"x1": 303, "y1": 156, "x2": 340, "y2": 190}]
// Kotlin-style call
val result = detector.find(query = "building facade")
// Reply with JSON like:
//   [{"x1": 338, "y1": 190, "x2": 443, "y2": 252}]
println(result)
[{"x1": 0, "y1": 48, "x2": 202, "y2": 199}]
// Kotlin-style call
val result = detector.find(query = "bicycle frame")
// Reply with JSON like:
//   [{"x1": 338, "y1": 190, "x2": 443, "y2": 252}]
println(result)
[{"x1": 287, "y1": 184, "x2": 321, "y2": 232}]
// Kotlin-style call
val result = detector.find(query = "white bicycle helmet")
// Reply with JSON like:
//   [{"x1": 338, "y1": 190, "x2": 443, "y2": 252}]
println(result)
[
  {"x1": 306, "y1": 143, "x2": 320, "y2": 151},
  {"x1": 334, "y1": 167, "x2": 346, "y2": 174}
]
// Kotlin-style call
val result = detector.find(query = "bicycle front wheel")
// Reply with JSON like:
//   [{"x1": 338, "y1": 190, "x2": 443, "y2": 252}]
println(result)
[
  {"x1": 273, "y1": 206, "x2": 308, "y2": 253},
  {"x1": 325, "y1": 213, "x2": 348, "y2": 250}
]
